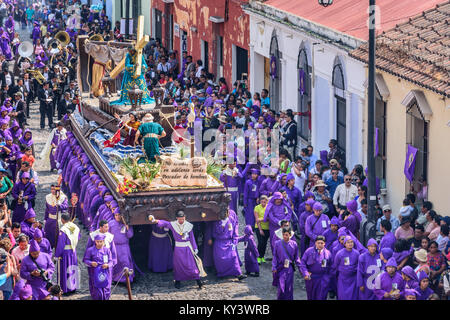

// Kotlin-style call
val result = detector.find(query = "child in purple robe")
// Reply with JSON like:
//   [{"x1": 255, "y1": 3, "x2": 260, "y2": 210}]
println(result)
[
  {"x1": 378, "y1": 220, "x2": 396, "y2": 252},
  {"x1": 339, "y1": 200, "x2": 360, "y2": 237},
  {"x1": 323, "y1": 216, "x2": 340, "y2": 250},
  {"x1": 333, "y1": 236, "x2": 360, "y2": 300},
  {"x1": 414, "y1": 271, "x2": 434, "y2": 300},
  {"x1": 272, "y1": 226, "x2": 302, "y2": 300},
  {"x1": 83, "y1": 234, "x2": 113, "y2": 300},
  {"x1": 148, "y1": 223, "x2": 173, "y2": 272},
  {"x1": 373, "y1": 257, "x2": 404, "y2": 300},
  {"x1": 357, "y1": 238, "x2": 381, "y2": 300},
  {"x1": 299, "y1": 198, "x2": 315, "y2": 256},
  {"x1": 401, "y1": 265, "x2": 419, "y2": 290},
  {"x1": 237, "y1": 225, "x2": 259, "y2": 276},
  {"x1": 304, "y1": 202, "x2": 330, "y2": 248},
  {"x1": 109, "y1": 211, "x2": 135, "y2": 283},
  {"x1": 150, "y1": 211, "x2": 205, "y2": 289},
  {"x1": 32, "y1": 21, "x2": 41, "y2": 45},
  {"x1": 243, "y1": 169, "x2": 259, "y2": 226},
  {"x1": 300, "y1": 235, "x2": 333, "y2": 300},
  {"x1": 20, "y1": 208, "x2": 37, "y2": 240},
  {"x1": 11, "y1": 172, "x2": 36, "y2": 223},
  {"x1": 2, "y1": 134, "x2": 22, "y2": 179},
  {"x1": 8, "y1": 120, "x2": 22, "y2": 142}
]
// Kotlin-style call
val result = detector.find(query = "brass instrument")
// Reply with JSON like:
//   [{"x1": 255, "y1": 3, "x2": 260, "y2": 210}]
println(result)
[
  {"x1": 26, "y1": 68, "x2": 45, "y2": 85},
  {"x1": 55, "y1": 31, "x2": 70, "y2": 47},
  {"x1": 89, "y1": 34, "x2": 104, "y2": 42}
]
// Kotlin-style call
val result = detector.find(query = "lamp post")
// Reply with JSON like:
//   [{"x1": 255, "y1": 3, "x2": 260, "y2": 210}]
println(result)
[{"x1": 320, "y1": 0, "x2": 377, "y2": 243}]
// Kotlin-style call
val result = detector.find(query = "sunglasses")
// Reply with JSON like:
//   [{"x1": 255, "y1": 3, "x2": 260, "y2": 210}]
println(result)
[{"x1": 345, "y1": 178, "x2": 351, "y2": 181}]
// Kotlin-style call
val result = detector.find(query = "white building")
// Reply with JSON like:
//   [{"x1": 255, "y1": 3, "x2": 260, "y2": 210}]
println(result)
[{"x1": 243, "y1": 0, "x2": 367, "y2": 170}]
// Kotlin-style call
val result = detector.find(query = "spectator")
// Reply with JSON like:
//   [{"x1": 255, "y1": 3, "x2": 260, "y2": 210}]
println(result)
[
  {"x1": 376, "y1": 204, "x2": 400, "y2": 233},
  {"x1": 333, "y1": 175, "x2": 358, "y2": 211},
  {"x1": 395, "y1": 218, "x2": 414, "y2": 240}
]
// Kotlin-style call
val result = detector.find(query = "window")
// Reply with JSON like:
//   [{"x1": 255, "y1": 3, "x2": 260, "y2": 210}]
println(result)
[
  {"x1": 375, "y1": 88, "x2": 386, "y2": 186},
  {"x1": 406, "y1": 100, "x2": 429, "y2": 184},
  {"x1": 269, "y1": 34, "x2": 281, "y2": 112},
  {"x1": 332, "y1": 62, "x2": 346, "y2": 158},
  {"x1": 297, "y1": 48, "x2": 311, "y2": 142}
]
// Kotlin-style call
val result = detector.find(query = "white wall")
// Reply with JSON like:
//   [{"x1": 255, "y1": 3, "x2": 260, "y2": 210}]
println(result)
[{"x1": 247, "y1": 12, "x2": 366, "y2": 168}]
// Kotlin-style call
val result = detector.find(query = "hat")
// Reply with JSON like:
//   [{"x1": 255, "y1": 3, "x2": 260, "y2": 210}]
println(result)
[
  {"x1": 244, "y1": 225, "x2": 253, "y2": 236},
  {"x1": 314, "y1": 180, "x2": 327, "y2": 188},
  {"x1": 272, "y1": 192, "x2": 283, "y2": 200},
  {"x1": 401, "y1": 266, "x2": 418, "y2": 282},
  {"x1": 382, "y1": 204, "x2": 391, "y2": 212},
  {"x1": 386, "y1": 257, "x2": 397, "y2": 268},
  {"x1": 404, "y1": 288, "x2": 419, "y2": 298},
  {"x1": 29, "y1": 240, "x2": 40, "y2": 252},
  {"x1": 414, "y1": 249, "x2": 428, "y2": 263},
  {"x1": 303, "y1": 191, "x2": 314, "y2": 200},
  {"x1": 33, "y1": 228, "x2": 43, "y2": 239},
  {"x1": 330, "y1": 216, "x2": 340, "y2": 226},
  {"x1": 346, "y1": 200, "x2": 358, "y2": 213},
  {"x1": 344, "y1": 236, "x2": 353, "y2": 244},
  {"x1": 286, "y1": 173, "x2": 295, "y2": 181},
  {"x1": 313, "y1": 202, "x2": 323, "y2": 211},
  {"x1": 176, "y1": 210, "x2": 185, "y2": 218},
  {"x1": 381, "y1": 248, "x2": 393, "y2": 260},
  {"x1": 104, "y1": 195, "x2": 114, "y2": 202},
  {"x1": 250, "y1": 168, "x2": 259, "y2": 175},
  {"x1": 305, "y1": 198, "x2": 315, "y2": 207},
  {"x1": 19, "y1": 284, "x2": 33, "y2": 300},
  {"x1": 418, "y1": 270, "x2": 429, "y2": 282},
  {"x1": 21, "y1": 172, "x2": 30, "y2": 179},
  {"x1": 94, "y1": 234, "x2": 106, "y2": 241},
  {"x1": 24, "y1": 208, "x2": 36, "y2": 220},
  {"x1": 366, "y1": 238, "x2": 378, "y2": 248}
]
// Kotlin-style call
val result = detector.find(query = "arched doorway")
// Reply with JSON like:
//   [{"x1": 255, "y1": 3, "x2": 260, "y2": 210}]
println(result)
[
  {"x1": 269, "y1": 33, "x2": 281, "y2": 112},
  {"x1": 297, "y1": 47, "x2": 311, "y2": 144},
  {"x1": 332, "y1": 60, "x2": 346, "y2": 162}
]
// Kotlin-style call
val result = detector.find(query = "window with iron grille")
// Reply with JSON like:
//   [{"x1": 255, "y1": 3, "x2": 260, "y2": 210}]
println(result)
[
  {"x1": 332, "y1": 63, "x2": 346, "y2": 156},
  {"x1": 297, "y1": 48, "x2": 311, "y2": 142}
]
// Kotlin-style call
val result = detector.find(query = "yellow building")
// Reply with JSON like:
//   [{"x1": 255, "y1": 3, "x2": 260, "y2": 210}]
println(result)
[{"x1": 350, "y1": 1, "x2": 450, "y2": 216}]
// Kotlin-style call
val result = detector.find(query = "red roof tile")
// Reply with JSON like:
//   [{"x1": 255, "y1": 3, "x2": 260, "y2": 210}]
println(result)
[
  {"x1": 350, "y1": 1, "x2": 450, "y2": 97},
  {"x1": 263, "y1": 0, "x2": 446, "y2": 40}
]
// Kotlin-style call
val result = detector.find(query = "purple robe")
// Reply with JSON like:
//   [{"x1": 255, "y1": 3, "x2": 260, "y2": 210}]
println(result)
[
  {"x1": 44, "y1": 194, "x2": 68, "y2": 248},
  {"x1": 11, "y1": 181, "x2": 36, "y2": 223},
  {"x1": 415, "y1": 285, "x2": 434, "y2": 300},
  {"x1": 0, "y1": 32, "x2": 12, "y2": 60},
  {"x1": 55, "y1": 224, "x2": 81, "y2": 293},
  {"x1": 212, "y1": 215, "x2": 242, "y2": 277},
  {"x1": 378, "y1": 232, "x2": 396, "y2": 252},
  {"x1": 83, "y1": 245, "x2": 113, "y2": 300},
  {"x1": 50, "y1": 129, "x2": 66, "y2": 170},
  {"x1": 373, "y1": 271, "x2": 405, "y2": 300},
  {"x1": 305, "y1": 213, "x2": 330, "y2": 247},
  {"x1": 37, "y1": 238, "x2": 52, "y2": 257},
  {"x1": 220, "y1": 164, "x2": 249, "y2": 213},
  {"x1": 148, "y1": 224, "x2": 173, "y2": 272},
  {"x1": 237, "y1": 226, "x2": 259, "y2": 274},
  {"x1": 20, "y1": 220, "x2": 37, "y2": 239},
  {"x1": 157, "y1": 220, "x2": 200, "y2": 281},
  {"x1": 263, "y1": 198, "x2": 294, "y2": 253},
  {"x1": 20, "y1": 252, "x2": 55, "y2": 299},
  {"x1": 299, "y1": 246, "x2": 333, "y2": 300},
  {"x1": 322, "y1": 228, "x2": 338, "y2": 250},
  {"x1": 339, "y1": 213, "x2": 360, "y2": 237},
  {"x1": 271, "y1": 239, "x2": 302, "y2": 300},
  {"x1": 4, "y1": 17, "x2": 14, "y2": 41},
  {"x1": 32, "y1": 26, "x2": 40, "y2": 45},
  {"x1": 109, "y1": 219, "x2": 135, "y2": 283},
  {"x1": 243, "y1": 178, "x2": 259, "y2": 226},
  {"x1": 8, "y1": 279, "x2": 26, "y2": 300},
  {"x1": 285, "y1": 185, "x2": 302, "y2": 215},
  {"x1": 333, "y1": 248, "x2": 360, "y2": 300},
  {"x1": 259, "y1": 177, "x2": 280, "y2": 197},
  {"x1": 357, "y1": 252, "x2": 382, "y2": 300},
  {"x1": 299, "y1": 209, "x2": 313, "y2": 255},
  {"x1": 393, "y1": 248, "x2": 413, "y2": 265},
  {"x1": 202, "y1": 222, "x2": 214, "y2": 268},
  {"x1": 3, "y1": 143, "x2": 21, "y2": 179}
]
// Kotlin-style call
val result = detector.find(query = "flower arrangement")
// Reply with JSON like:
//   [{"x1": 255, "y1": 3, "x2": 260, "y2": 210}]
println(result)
[{"x1": 117, "y1": 177, "x2": 138, "y2": 195}]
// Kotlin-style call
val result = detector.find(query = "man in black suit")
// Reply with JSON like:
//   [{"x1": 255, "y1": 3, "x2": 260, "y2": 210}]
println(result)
[
  {"x1": 37, "y1": 81, "x2": 54, "y2": 129},
  {"x1": 49, "y1": 76, "x2": 62, "y2": 117},
  {"x1": 11, "y1": 92, "x2": 26, "y2": 128},
  {"x1": 57, "y1": 91, "x2": 73, "y2": 120},
  {"x1": 23, "y1": 73, "x2": 34, "y2": 118}
]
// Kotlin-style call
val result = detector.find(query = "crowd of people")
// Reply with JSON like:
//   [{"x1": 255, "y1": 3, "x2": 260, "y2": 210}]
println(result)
[{"x1": 0, "y1": 0, "x2": 449, "y2": 302}]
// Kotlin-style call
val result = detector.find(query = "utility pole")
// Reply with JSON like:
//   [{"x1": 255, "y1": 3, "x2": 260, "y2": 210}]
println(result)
[{"x1": 125, "y1": 0, "x2": 130, "y2": 39}]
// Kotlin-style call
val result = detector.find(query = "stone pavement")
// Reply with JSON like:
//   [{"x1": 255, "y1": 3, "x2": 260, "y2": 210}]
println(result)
[{"x1": 17, "y1": 25, "x2": 307, "y2": 301}]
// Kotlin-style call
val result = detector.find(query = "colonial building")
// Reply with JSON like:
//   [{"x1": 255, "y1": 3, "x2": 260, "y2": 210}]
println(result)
[
  {"x1": 350, "y1": 1, "x2": 450, "y2": 215},
  {"x1": 243, "y1": 0, "x2": 444, "y2": 170},
  {"x1": 105, "y1": 0, "x2": 152, "y2": 36},
  {"x1": 150, "y1": 0, "x2": 250, "y2": 85}
]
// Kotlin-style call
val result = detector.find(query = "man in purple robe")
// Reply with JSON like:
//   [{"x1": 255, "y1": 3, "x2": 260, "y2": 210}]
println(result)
[
  {"x1": 373, "y1": 257, "x2": 404, "y2": 300},
  {"x1": 33, "y1": 228, "x2": 52, "y2": 257},
  {"x1": 0, "y1": 28, "x2": 12, "y2": 60},
  {"x1": 378, "y1": 220, "x2": 396, "y2": 252},
  {"x1": 243, "y1": 168, "x2": 259, "y2": 226},
  {"x1": 357, "y1": 238, "x2": 381, "y2": 300},
  {"x1": 48, "y1": 123, "x2": 67, "y2": 171},
  {"x1": 263, "y1": 192, "x2": 294, "y2": 254},
  {"x1": 32, "y1": 21, "x2": 40, "y2": 45},
  {"x1": 300, "y1": 235, "x2": 333, "y2": 300},
  {"x1": 220, "y1": 161, "x2": 249, "y2": 213},
  {"x1": 299, "y1": 198, "x2": 315, "y2": 256},
  {"x1": 272, "y1": 226, "x2": 302, "y2": 300},
  {"x1": 109, "y1": 211, "x2": 135, "y2": 283},
  {"x1": 305, "y1": 202, "x2": 331, "y2": 248},
  {"x1": 148, "y1": 223, "x2": 173, "y2": 273},
  {"x1": 44, "y1": 185, "x2": 68, "y2": 248},
  {"x1": 20, "y1": 240, "x2": 55, "y2": 300},
  {"x1": 4, "y1": 16, "x2": 14, "y2": 41},
  {"x1": 55, "y1": 213, "x2": 81, "y2": 294},
  {"x1": 84, "y1": 220, "x2": 117, "y2": 293},
  {"x1": 20, "y1": 208, "x2": 38, "y2": 240},
  {"x1": 285, "y1": 173, "x2": 302, "y2": 214},
  {"x1": 401, "y1": 265, "x2": 419, "y2": 290},
  {"x1": 259, "y1": 168, "x2": 280, "y2": 197},
  {"x1": 414, "y1": 271, "x2": 434, "y2": 300},
  {"x1": 339, "y1": 200, "x2": 360, "y2": 237},
  {"x1": 212, "y1": 208, "x2": 246, "y2": 280},
  {"x1": 149, "y1": 210, "x2": 205, "y2": 289},
  {"x1": 2, "y1": 134, "x2": 21, "y2": 179},
  {"x1": 332, "y1": 236, "x2": 360, "y2": 300},
  {"x1": 11, "y1": 172, "x2": 36, "y2": 223},
  {"x1": 323, "y1": 216, "x2": 340, "y2": 250},
  {"x1": 83, "y1": 234, "x2": 113, "y2": 300}
]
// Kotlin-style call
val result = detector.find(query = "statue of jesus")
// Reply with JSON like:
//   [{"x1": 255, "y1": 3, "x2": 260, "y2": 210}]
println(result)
[{"x1": 110, "y1": 47, "x2": 154, "y2": 106}]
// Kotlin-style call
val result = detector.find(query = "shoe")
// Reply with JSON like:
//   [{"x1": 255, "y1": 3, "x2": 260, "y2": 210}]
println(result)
[
  {"x1": 174, "y1": 281, "x2": 181, "y2": 289},
  {"x1": 257, "y1": 257, "x2": 262, "y2": 264},
  {"x1": 237, "y1": 274, "x2": 247, "y2": 281},
  {"x1": 196, "y1": 280, "x2": 203, "y2": 289},
  {"x1": 261, "y1": 258, "x2": 267, "y2": 263},
  {"x1": 329, "y1": 291, "x2": 336, "y2": 299},
  {"x1": 254, "y1": 273, "x2": 260, "y2": 277}
]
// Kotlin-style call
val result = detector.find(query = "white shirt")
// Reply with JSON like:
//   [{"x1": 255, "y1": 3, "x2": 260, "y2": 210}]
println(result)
[
  {"x1": 333, "y1": 183, "x2": 358, "y2": 207},
  {"x1": 293, "y1": 170, "x2": 306, "y2": 192},
  {"x1": 195, "y1": 66, "x2": 204, "y2": 78},
  {"x1": 157, "y1": 62, "x2": 170, "y2": 73},
  {"x1": 5, "y1": 73, "x2": 11, "y2": 86}
]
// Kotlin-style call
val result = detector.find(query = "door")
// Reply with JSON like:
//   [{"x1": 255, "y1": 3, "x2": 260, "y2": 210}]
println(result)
[
  {"x1": 155, "y1": 9, "x2": 162, "y2": 44},
  {"x1": 202, "y1": 40, "x2": 209, "y2": 73},
  {"x1": 236, "y1": 46, "x2": 248, "y2": 81}
]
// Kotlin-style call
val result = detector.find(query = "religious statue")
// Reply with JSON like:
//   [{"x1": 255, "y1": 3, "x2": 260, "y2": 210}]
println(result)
[{"x1": 110, "y1": 47, "x2": 154, "y2": 106}]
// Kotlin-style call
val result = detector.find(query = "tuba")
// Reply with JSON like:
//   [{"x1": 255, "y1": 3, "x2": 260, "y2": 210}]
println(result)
[
  {"x1": 55, "y1": 31, "x2": 70, "y2": 47},
  {"x1": 89, "y1": 34, "x2": 104, "y2": 42},
  {"x1": 26, "y1": 69, "x2": 45, "y2": 85},
  {"x1": 18, "y1": 41, "x2": 33, "y2": 58}
]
